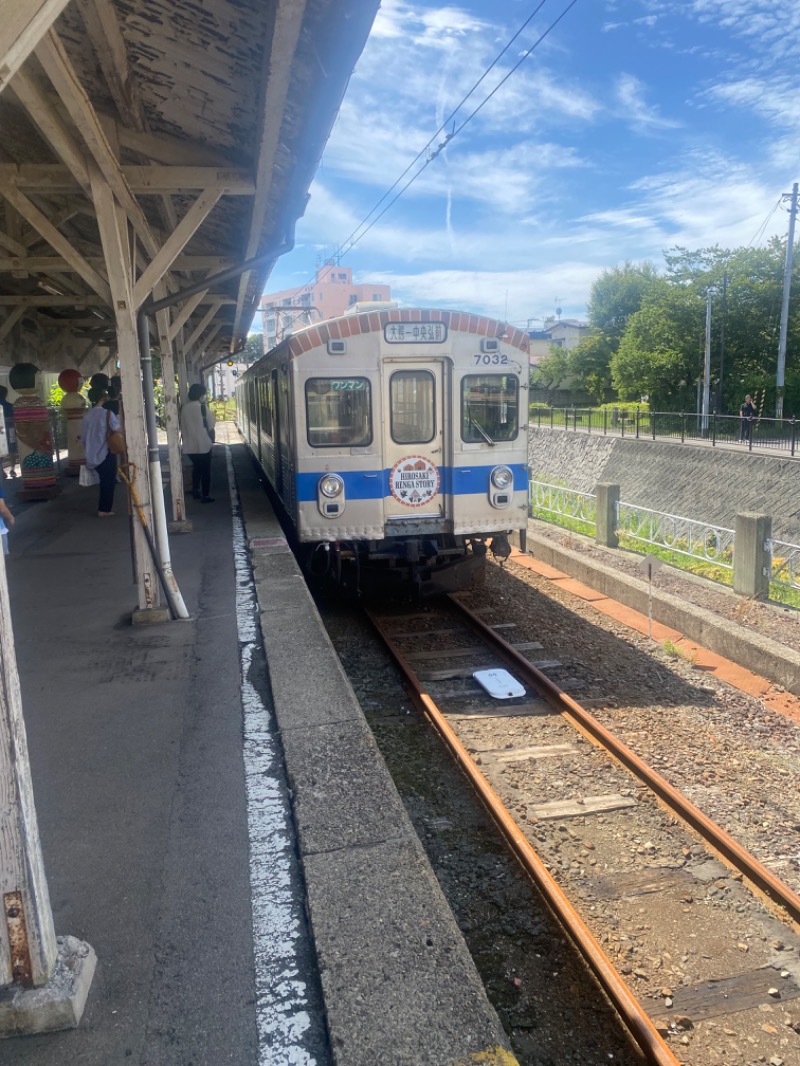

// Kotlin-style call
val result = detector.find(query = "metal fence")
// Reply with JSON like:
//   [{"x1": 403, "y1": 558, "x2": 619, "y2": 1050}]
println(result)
[
  {"x1": 530, "y1": 407, "x2": 800, "y2": 455},
  {"x1": 616, "y1": 502, "x2": 734, "y2": 571},
  {"x1": 529, "y1": 476, "x2": 800, "y2": 601},
  {"x1": 770, "y1": 538, "x2": 800, "y2": 593},
  {"x1": 529, "y1": 479, "x2": 596, "y2": 527}
]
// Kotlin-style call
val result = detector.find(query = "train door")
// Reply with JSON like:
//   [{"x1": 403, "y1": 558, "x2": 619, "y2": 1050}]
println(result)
[
  {"x1": 383, "y1": 361, "x2": 448, "y2": 526},
  {"x1": 271, "y1": 367, "x2": 285, "y2": 497}
]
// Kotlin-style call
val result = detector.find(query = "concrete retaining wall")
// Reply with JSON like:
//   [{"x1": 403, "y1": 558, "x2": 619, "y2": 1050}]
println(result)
[{"x1": 529, "y1": 428, "x2": 800, "y2": 541}]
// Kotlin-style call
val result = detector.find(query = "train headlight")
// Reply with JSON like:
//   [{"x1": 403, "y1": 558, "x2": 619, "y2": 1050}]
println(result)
[
  {"x1": 319, "y1": 474, "x2": 344, "y2": 498},
  {"x1": 490, "y1": 465, "x2": 513, "y2": 490}
]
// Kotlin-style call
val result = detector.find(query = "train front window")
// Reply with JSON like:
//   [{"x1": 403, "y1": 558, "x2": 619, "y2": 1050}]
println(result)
[
  {"x1": 390, "y1": 370, "x2": 435, "y2": 444},
  {"x1": 305, "y1": 377, "x2": 372, "y2": 447},
  {"x1": 461, "y1": 374, "x2": 519, "y2": 443}
]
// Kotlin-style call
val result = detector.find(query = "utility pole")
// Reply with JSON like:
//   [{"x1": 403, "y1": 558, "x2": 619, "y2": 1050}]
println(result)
[
  {"x1": 776, "y1": 181, "x2": 798, "y2": 420},
  {"x1": 702, "y1": 289, "x2": 712, "y2": 433},
  {"x1": 718, "y1": 270, "x2": 727, "y2": 412}
]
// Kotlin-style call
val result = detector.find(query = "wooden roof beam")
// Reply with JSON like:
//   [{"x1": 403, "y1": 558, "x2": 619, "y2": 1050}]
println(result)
[
  {"x1": 74, "y1": 0, "x2": 145, "y2": 133},
  {"x1": 0, "y1": 0, "x2": 71, "y2": 94},
  {"x1": 0, "y1": 164, "x2": 256, "y2": 195},
  {"x1": 35, "y1": 31, "x2": 161, "y2": 262},
  {"x1": 0, "y1": 185, "x2": 111, "y2": 302},
  {"x1": 183, "y1": 300, "x2": 224, "y2": 353},
  {"x1": 231, "y1": 0, "x2": 308, "y2": 348}
]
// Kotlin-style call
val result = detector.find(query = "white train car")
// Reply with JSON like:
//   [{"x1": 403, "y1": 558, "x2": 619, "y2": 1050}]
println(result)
[{"x1": 237, "y1": 307, "x2": 530, "y2": 596}]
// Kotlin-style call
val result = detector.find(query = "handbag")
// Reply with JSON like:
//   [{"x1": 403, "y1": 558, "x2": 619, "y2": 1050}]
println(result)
[
  {"x1": 106, "y1": 409, "x2": 125, "y2": 455},
  {"x1": 79, "y1": 465, "x2": 99, "y2": 487}
]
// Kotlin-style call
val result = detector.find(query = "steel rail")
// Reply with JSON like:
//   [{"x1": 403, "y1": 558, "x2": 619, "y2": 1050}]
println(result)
[
  {"x1": 365, "y1": 606, "x2": 681, "y2": 1066},
  {"x1": 447, "y1": 593, "x2": 800, "y2": 928}
]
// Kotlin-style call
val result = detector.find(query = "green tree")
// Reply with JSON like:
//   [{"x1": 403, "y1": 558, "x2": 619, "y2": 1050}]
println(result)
[
  {"x1": 611, "y1": 284, "x2": 705, "y2": 409},
  {"x1": 587, "y1": 261, "x2": 660, "y2": 344},
  {"x1": 241, "y1": 333, "x2": 265, "y2": 364},
  {"x1": 567, "y1": 333, "x2": 614, "y2": 404},
  {"x1": 530, "y1": 347, "x2": 570, "y2": 400}
]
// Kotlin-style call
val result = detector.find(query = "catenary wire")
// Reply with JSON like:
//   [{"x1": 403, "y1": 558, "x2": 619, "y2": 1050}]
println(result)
[
  {"x1": 267, "y1": 0, "x2": 580, "y2": 340},
  {"x1": 337, "y1": 0, "x2": 580, "y2": 259}
]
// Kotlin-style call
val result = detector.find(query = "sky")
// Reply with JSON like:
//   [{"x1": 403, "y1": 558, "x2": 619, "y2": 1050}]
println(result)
[{"x1": 263, "y1": 0, "x2": 800, "y2": 333}]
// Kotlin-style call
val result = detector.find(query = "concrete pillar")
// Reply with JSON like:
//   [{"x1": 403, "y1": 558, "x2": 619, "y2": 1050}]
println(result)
[
  {"x1": 733, "y1": 512, "x2": 771, "y2": 600},
  {"x1": 595, "y1": 483, "x2": 620, "y2": 548}
]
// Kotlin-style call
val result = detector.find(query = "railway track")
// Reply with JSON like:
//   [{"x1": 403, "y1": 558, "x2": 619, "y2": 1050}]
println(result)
[{"x1": 365, "y1": 595, "x2": 800, "y2": 1066}]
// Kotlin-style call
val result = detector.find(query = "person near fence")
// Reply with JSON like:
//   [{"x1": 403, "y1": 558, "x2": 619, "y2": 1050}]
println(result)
[
  {"x1": 81, "y1": 386, "x2": 121, "y2": 517},
  {"x1": 180, "y1": 384, "x2": 216, "y2": 503},
  {"x1": 739, "y1": 394, "x2": 756, "y2": 441}
]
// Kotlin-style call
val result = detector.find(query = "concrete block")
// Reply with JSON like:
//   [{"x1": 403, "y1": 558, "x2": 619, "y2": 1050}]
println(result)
[
  {"x1": 733, "y1": 512, "x2": 771, "y2": 600},
  {"x1": 595, "y1": 483, "x2": 619, "y2": 548},
  {"x1": 279, "y1": 717, "x2": 411, "y2": 854},
  {"x1": 131, "y1": 606, "x2": 172, "y2": 625},
  {"x1": 167, "y1": 519, "x2": 192, "y2": 534},
  {"x1": 0, "y1": 937, "x2": 96, "y2": 1038},
  {"x1": 303, "y1": 838, "x2": 512, "y2": 1065},
  {"x1": 260, "y1": 606, "x2": 361, "y2": 730}
]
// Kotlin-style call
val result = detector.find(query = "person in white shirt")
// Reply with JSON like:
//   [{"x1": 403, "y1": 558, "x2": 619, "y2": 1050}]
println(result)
[
  {"x1": 81, "y1": 386, "x2": 121, "y2": 516},
  {"x1": 180, "y1": 384, "x2": 216, "y2": 502}
]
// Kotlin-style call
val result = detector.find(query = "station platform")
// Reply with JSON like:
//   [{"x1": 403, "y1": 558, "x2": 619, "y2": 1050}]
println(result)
[{"x1": 0, "y1": 427, "x2": 515, "y2": 1066}]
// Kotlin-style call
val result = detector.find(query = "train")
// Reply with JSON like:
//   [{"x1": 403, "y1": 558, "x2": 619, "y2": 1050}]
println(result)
[{"x1": 236, "y1": 306, "x2": 530, "y2": 597}]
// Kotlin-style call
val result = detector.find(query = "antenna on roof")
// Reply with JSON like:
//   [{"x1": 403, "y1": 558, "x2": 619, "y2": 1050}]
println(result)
[{"x1": 555, "y1": 299, "x2": 562, "y2": 320}]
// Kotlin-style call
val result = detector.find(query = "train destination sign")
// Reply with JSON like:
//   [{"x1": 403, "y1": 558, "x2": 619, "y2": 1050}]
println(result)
[
  {"x1": 390, "y1": 456, "x2": 440, "y2": 507},
  {"x1": 384, "y1": 323, "x2": 447, "y2": 344}
]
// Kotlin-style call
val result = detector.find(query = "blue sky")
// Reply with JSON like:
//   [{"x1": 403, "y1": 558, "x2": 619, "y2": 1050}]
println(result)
[{"x1": 264, "y1": 0, "x2": 800, "y2": 332}]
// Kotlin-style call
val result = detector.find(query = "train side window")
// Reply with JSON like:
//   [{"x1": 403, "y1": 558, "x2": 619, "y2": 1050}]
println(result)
[
  {"x1": 260, "y1": 377, "x2": 273, "y2": 437},
  {"x1": 461, "y1": 374, "x2": 519, "y2": 443},
  {"x1": 305, "y1": 377, "x2": 372, "y2": 447},
  {"x1": 390, "y1": 370, "x2": 435, "y2": 444}
]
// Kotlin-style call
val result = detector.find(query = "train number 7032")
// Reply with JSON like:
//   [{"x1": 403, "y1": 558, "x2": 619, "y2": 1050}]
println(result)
[{"x1": 474, "y1": 353, "x2": 508, "y2": 365}]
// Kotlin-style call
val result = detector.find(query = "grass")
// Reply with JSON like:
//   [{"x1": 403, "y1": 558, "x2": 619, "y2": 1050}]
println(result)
[
  {"x1": 529, "y1": 507, "x2": 800, "y2": 611},
  {"x1": 662, "y1": 640, "x2": 696, "y2": 664}
]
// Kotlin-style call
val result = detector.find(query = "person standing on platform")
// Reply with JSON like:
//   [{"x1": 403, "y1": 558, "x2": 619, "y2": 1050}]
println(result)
[
  {"x1": 0, "y1": 480, "x2": 14, "y2": 553},
  {"x1": 739, "y1": 393, "x2": 756, "y2": 442},
  {"x1": 0, "y1": 385, "x2": 17, "y2": 477},
  {"x1": 81, "y1": 386, "x2": 121, "y2": 517},
  {"x1": 180, "y1": 384, "x2": 216, "y2": 503}
]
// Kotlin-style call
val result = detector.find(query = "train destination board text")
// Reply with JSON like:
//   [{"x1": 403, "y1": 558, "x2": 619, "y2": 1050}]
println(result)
[{"x1": 384, "y1": 323, "x2": 447, "y2": 344}]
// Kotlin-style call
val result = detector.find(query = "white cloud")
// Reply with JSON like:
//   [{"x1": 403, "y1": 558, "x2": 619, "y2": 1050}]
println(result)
[{"x1": 614, "y1": 73, "x2": 681, "y2": 130}]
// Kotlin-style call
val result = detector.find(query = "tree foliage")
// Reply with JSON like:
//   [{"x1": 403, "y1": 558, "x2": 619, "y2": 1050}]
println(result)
[{"x1": 565, "y1": 242, "x2": 800, "y2": 415}]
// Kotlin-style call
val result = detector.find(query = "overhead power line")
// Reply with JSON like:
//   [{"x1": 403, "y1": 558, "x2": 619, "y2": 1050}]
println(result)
[{"x1": 336, "y1": 0, "x2": 581, "y2": 260}]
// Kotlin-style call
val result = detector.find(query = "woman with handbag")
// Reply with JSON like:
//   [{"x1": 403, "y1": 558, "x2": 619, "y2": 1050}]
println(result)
[
  {"x1": 80, "y1": 386, "x2": 123, "y2": 516},
  {"x1": 180, "y1": 383, "x2": 216, "y2": 502}
]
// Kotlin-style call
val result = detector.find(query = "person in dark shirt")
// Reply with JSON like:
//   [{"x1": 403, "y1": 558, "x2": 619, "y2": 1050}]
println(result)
[{"x1": 739, "y1": 394, "x2": 756, "y2": 441}]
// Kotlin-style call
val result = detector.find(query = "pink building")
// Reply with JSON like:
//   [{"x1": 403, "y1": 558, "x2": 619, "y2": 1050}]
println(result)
[{"x1": 260, "y1": 262, "x2": 392, "y2": 351}]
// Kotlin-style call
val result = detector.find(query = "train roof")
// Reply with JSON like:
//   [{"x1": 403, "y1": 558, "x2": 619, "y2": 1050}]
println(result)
[{"x1": 239, "y1": 308, "x2": 531, "y2": 381}]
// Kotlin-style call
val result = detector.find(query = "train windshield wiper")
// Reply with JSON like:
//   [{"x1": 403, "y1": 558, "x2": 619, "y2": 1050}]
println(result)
[{"x1": 468, "y1": 405, "x2": 495, "y2": 446}]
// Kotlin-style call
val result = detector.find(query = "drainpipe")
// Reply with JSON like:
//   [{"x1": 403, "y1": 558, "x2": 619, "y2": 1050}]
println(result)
[{"x1": 136, "y1": 241, "x2": 292, "y2": 618}]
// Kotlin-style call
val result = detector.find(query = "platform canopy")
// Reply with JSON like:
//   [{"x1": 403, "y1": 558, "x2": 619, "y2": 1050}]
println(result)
[{"x1": 0, "y1": 0, "x2": 379, "y2": 372}]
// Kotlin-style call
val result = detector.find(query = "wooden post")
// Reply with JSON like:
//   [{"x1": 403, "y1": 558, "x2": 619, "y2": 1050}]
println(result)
[
  {"x1": 91, "y1": 171, "x2": 164, "y2": 617},
  {"x1": 0, "y1": 549, "x2": 96, "y2": 1033},
  {"x1": 153, "y1": 293, "x2": 190, "y2": 531}
]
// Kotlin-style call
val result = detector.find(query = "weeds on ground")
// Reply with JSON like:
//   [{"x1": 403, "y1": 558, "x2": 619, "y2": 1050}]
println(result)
[{"x1": 662, "y1": 640, "x2": 696, "y2": 665}]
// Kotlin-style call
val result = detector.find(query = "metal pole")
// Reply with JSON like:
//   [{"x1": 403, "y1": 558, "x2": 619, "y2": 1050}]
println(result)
[
  {"x1": 702, "y1": 291, "x2": 711, "y2": 434},
  {"x1": 718, "y1": 270, "x2": 727, "y2": 411},
  {"x1": 777, "y1": 182, "x2": 798, "y2": 420},
  {"x1": 137, "y1": 307, "x2": 189, "y2": 620}
]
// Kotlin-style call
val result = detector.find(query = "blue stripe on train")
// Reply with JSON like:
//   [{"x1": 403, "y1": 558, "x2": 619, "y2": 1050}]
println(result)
[{"x1": 295, "y1": 464, "x2": 528, "y2": 502}]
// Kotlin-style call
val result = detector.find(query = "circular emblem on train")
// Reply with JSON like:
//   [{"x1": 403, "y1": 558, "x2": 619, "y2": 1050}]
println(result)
[{"x1": 389, "y1": 456, "x2": 440, "y2": 507}]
